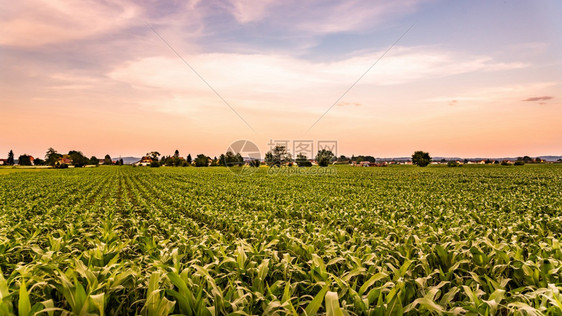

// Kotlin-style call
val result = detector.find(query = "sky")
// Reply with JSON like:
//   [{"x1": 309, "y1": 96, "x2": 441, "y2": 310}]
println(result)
[{"x1": 1, "y1": 0, "x2": 561, "y2": 159}]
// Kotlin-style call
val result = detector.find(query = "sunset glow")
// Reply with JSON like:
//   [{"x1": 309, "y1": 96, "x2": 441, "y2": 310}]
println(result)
[{"x1": 1, "y1": 0, "x2": 560, "y2": 159}]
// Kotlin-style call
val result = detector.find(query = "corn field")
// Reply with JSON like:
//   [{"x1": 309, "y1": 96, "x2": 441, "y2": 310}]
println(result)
[{"x1": 0, "y1": 165, "x2": 561, "y2": 315}]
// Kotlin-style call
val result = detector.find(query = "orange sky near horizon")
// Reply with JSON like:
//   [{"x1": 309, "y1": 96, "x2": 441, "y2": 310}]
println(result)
[{"x1": 1, "y1": 0, "x2": 561, "y2": 159}]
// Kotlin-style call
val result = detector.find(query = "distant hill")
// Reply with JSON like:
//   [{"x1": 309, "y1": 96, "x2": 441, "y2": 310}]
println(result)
[
  {"x1": 538, "y1": 156, "x2": 562, "y2": 162},
  {"x1": 121, "y1": 157, "x2": 141, "y2": 165}
]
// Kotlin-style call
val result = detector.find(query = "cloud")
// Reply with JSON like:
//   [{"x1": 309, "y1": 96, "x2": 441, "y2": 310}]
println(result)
[
  {"x1": 105, "y1": 46, "x2": 528, "y2": 118},
  {"x1": 337, "y1": 102, "x2": 362, "y2": 106},
  {"x1": 109, "y1": 47, "x2": 525, "y2": 92},
  {"x1": 223, "y1": 0, "x2": 426, "y2": 34},
  {"x1": 291, "y1": 0, "x2": 424, "y2": 34},
  {"x1": 323, "y1": 47, "x2": 526, "y2": 85},
  {"x1": 522, "y1": 96, "x2": 554, "y2": 102},
  {"x1": 225, "y1": 0, "x2": 277, "y2": 23},
  {"x1": 0, "y1": 0, "x2": 142, "y2": 47},
  {"x1": 425, "y1": 83, "x2": 557, "y2": 105}
]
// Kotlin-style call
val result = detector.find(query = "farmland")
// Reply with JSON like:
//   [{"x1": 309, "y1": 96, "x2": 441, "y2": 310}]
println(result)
[{"x1": 0, "y1": 165, "x2": 561, "y2": 315}]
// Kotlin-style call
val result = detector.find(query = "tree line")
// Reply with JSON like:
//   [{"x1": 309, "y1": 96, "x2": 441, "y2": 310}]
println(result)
[
  {"x1": 0, "y1": 147, "x2": 429, "y2": 168},
  {"x1": 3, "y1": 148, "x2": 123, "y2": 168},
  {"x1": 4, "y1": 148, "x2": 550, "y2": 168},
  {"x1": 141, "y1": 147, "x2": 338, "y2": 168}
]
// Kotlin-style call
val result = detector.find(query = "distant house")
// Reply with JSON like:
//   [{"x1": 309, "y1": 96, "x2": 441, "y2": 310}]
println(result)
[
  {"x1": 59, "y1": 155, "x2": 72, "y2": 164},
  {"x1": 134, "y1": 156, "x2": 153, "y2": 166},
  {"x1": 0, "y1": 159, "x2": 7, "y2": 165}
]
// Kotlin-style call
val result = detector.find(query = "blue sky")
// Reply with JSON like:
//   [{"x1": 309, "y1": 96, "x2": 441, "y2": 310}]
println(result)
[{"x1": 0, "y1": 0, "x2": 560, "y2": 158}]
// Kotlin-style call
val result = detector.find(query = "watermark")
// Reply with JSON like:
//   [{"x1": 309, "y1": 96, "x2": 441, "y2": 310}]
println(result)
[
  {"x1": 293, "y1": 140, "x2": 314, "y2": 159},
  {"x1": 225, "y1": 140, "x2": 261, "y2": 176},
  {"x1": 226, "y1": 139, "x2": 338, "y2": 176},
  {"x1": 267, "y1": 166, "x2": 337, "y2": 176},
  {"x1": 269, "y1": 139, "x2": 338, "y2": 158},
  {"x1": 318, "y1": 140, "x2": 337, "y2": 155}
]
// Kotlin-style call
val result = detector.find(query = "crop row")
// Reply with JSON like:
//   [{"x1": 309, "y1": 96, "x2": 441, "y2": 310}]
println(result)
[{"x1": 0, "y1": 165, "x2": 561, "y2": 314}]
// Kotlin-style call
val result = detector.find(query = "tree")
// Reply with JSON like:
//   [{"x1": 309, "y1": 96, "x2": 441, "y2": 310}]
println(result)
[
  {"x1": 249, "y1": 159, "x2": 261, "y2": 167},
  {"x1": 337, "y1": 155, "x2": 348, "y2": 162},
  {"x1": 296, "y1": 154, "x2": 312, "y2": 167},
  {"x1": 163, "y1": 155, "x2": 183, "y2": 167},
  {"x1": 235, "y1": 153, "x2": 244, "y2": 166},
  {"x1": 265, "y1": 146, "x2": 292, "y2": 167},
  {"x1": 412, "y1": 151, "x2": 431, "y2": 167},
  {"x1": 354, "y1": 155, "x2": 376, "y2": 163},
  {"x1": 174, "y1": 150, "x2": 179, "y2": 158},
  {"x1": 186, "y1": 154, "x2": 192, "y2": 165},
  {"x1": 119, "y1": 158, "x2": 124, "y2": 165},
  {"x1": 89, "y1": 156, "x2": 99, "y2": 165},
  {"x1": 169, "y1": 156, "x2": 183, "y2": 167},
  {"x1": 164, "y1": 156, "x2": 174, "y2": 166},
  {"x1": 175, "y1": 158, "x2": 184, "y2": 167},
  {"x1": 147, "y1": 151, "x2": 160, "y2": 161},
  {"x1": 316, "y1": 149, "x2": 335, "y2": 167},
  {"x1": 45, "y1": 148, "x2": 61, "y2": 166},
  {"x1": 195, "y1": 154, "x2": 209, "y2": 167},
  {"x1": 210, "y1": 156, "x2": 219, "y2": 167},
  {"x1": 69, "y1": 150, "x2": 88, "y2": 167},
  {"x1": 103, "y1": 154, "x2": 112, "y2": 165},
  {"x1": 220, "y1": 151, "x2": 244, "y2": 167},
  {"x1": 7, "y1": 150, "x2": 15, "y2": 165},
  {"x1": 447, "y1": 161, "x2": 461, "y2": 167},
  {"x1": 18, "y1": 155, "x2": 32, "y2": 166},
  {"x1": 264, "y1": 152, "x2": 274, "y2": 166},
  {"x1": 33, "y1": 158, "x2": 45, "y2": 166}
]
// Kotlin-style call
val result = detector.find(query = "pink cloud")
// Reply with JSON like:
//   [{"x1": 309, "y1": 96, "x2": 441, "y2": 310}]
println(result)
[
  {"x1": 0, "y1": 0, "x2": 140, "y2": 47},
  {"x1": 522, "y1": 96, "x2": 553, "y2": 102}
]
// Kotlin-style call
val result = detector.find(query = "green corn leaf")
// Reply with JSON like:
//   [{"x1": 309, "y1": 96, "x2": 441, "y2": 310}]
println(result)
[
  {"x1": 304, "y1": 284, "x2": 330, "y2": 316},
  {"x1": 325, "y1": 291, "x2": 344, "y2": 316},
  {"x1": 90, "y1": 293, "x2": 105, "y2": 316},
  {"x1": 386, "y1": 293, "x2": 404, "y2": 316},
  {"x1": 258, "y1": 259, "x2": 270, "y2": 281},
  {"x1": 18, "y1": 279, "x2": 31, "y2": 316},
  {"x1": 359, "y1": 272, "x2": 388, "y2": 295},
  {"x1": 0, "y1": 269, "x2": 10, "y2": 301}
]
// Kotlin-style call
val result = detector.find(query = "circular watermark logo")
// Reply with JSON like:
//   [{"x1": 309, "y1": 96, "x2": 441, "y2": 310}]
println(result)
[{"x1": 225, "y1": 140, "x2": 261, "y2": 176}]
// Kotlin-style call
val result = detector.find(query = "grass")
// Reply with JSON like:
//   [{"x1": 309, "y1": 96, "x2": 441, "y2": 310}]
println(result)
[
  {"x1": 0, "y1": 164, "x2": 561, "y2": 314},
  {"x1": 0, "y1": 166, "x2": 53, "y2": 175}
]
